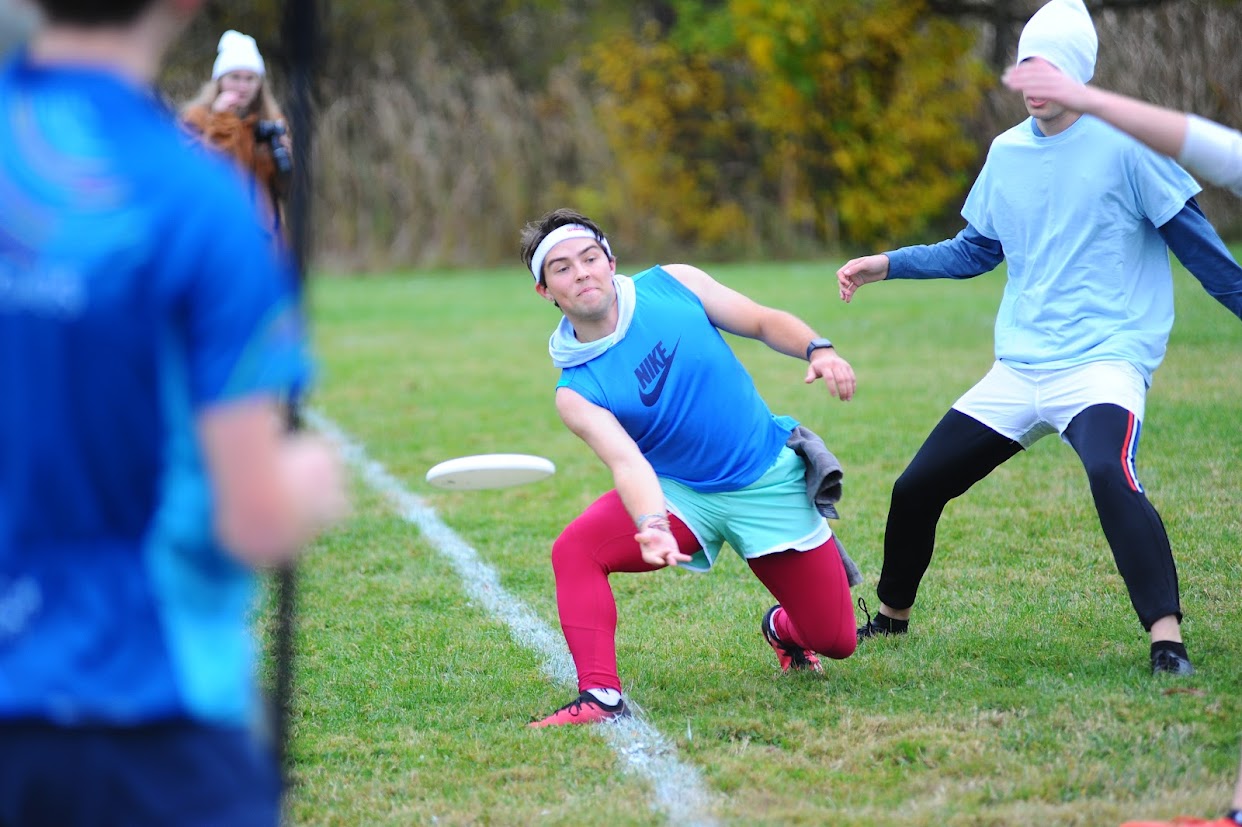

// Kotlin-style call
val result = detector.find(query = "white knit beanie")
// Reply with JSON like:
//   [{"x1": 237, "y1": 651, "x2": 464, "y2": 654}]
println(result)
[
  {"x1": 1015, "y1": 0, "x2": 1098, "y2": 84},
  {"x1": 212, "y1": 30, "x2": 266, "y2": 80}
]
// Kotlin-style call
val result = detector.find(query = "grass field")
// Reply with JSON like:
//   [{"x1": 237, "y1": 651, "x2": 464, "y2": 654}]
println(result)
[{"x1": 277, "y1": 256, "x2": 1242, "y2": 826}]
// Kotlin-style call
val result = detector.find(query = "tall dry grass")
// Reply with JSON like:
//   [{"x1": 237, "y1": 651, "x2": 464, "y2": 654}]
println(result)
[
  {"x1": 311, "y1": 53, "x2": 608, "y2": 273},
  {"x1": 161, "y1": 2, "x2": 1242, "y2": 272},
  {"x1": 1096, "y1": 1, "x2": 1242, "y2": 236}
]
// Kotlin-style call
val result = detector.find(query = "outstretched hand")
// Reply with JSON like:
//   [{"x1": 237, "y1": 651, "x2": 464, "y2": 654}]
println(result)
[
  {"x1": 836, "y1": 255, "x2": 889, "y2": 303},
  {"x1": 634, "y1": 521, "x2": 693, "y2": 569},
  {"x1": 805, "y1": 350, "x2": 856, "y2": 401}
]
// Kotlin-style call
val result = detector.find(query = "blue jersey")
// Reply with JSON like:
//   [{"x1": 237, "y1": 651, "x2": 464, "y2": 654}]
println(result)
[
  {"x1": 962, "y1": 115, "x2": 1201, "y2": 384},
  {"x1": 556, "y1": 266, "x2": 795, "y2": 492},
  {"x1": 0, "y1": 53, "x2": 309, "y2": 726}
]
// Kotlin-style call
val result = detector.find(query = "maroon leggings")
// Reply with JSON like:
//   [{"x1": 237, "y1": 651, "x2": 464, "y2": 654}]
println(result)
[{"x1": 551, "y1": 490, "x2": 857, "y2": 692}]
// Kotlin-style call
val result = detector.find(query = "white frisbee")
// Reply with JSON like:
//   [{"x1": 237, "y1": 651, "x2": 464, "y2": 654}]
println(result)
[{"x1": 425, "y1": 453, "x2": 556, "y2": 490}]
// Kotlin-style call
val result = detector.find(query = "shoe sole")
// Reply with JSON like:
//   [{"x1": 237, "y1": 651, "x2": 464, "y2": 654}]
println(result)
[{"x1": 528, "y1": 706, "x2": 632, "y2": 728}]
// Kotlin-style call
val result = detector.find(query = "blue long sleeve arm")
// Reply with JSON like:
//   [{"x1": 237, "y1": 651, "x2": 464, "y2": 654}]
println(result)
[
  {"x1": 1157, "y1": 197, "x2": 1242, "y2": 320},
  {"x1": 885, "y1": 224, "x2": 1005, "y2": 280}
]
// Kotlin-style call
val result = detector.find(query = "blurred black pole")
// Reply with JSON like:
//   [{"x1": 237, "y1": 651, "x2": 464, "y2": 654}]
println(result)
[
  {"x1": 273, "y1": 0, "x2": 319, "y2": 778},
  {"x1": 282, "y1": 0, "x2": 317, "y2": 294}
]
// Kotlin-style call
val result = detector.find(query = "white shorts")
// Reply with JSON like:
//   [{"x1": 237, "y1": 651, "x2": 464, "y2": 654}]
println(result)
[{"x1": 952, "y1": 360, "x2": 1147, "y2": 448}]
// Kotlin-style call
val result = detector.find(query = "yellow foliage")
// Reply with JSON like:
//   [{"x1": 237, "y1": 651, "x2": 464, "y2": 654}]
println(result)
[{"x1": 584, "y1": 0, "x2": 988, "y2": 252}]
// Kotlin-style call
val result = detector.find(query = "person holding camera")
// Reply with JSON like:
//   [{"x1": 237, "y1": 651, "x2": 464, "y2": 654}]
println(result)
[{"x1": 182, "y1": 29, "x2": 292, "y2": 241}]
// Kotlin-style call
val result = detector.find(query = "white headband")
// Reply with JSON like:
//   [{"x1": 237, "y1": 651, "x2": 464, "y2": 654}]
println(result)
[{"x1": 530, "y1": 224, "x2": 612, "y2": 282}]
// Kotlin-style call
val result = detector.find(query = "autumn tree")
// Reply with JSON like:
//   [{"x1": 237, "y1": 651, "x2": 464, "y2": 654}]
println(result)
[{"x1": 585, "y1": 0, "x2": 988, "y2": 252}]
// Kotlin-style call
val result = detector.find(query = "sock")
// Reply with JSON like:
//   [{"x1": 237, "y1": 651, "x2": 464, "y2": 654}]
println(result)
[
  {"x1": 874, "y1": 613, "x2": 909, "y2": 633},
  {"x1": 585, "y1": 687, "x2": 622, "y2": 707},
  {"x1": 1150, "y1": 640, "x2": 1188, "y2": 660}
]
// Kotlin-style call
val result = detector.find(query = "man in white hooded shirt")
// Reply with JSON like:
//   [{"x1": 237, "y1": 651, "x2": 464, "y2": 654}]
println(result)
[
  {"x1": 1003, "y1": 21, "x2": 1242, "y2": 827},
  {"x1": 836, "y1": 0, "x2": 1242, "y2": 676}
]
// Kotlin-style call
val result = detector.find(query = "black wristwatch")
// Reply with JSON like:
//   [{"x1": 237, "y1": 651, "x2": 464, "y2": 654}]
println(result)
[{"x1": 805, "y1": 337, "x2": 834, "y2": 361}]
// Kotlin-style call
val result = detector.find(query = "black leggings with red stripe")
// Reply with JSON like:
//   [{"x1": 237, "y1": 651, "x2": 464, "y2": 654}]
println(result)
[{"x1": 877, "y1": 403, "x2": 1182, "y2": 630}]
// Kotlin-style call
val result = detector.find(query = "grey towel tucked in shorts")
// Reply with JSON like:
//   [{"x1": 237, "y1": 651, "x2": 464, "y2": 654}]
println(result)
[{"x1": 785, "y1": 424, "x2": 863, "y2": 587}]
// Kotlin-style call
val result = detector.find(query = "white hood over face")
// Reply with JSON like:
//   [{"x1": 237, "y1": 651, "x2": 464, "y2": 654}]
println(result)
[{"x1": 1016, "y1": 0, "x2": 1098, "y2": 84}]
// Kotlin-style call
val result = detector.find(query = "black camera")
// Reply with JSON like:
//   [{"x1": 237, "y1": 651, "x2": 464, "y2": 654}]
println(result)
[{"x1": 254, "y1": 120, "x2": 292, "y2": 177}]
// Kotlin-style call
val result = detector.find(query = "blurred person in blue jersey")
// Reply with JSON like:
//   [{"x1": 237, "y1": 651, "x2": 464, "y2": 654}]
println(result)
[
  {"x1": 0, "y1": 1, "x2": 349, "y2": 826},
  {"x1": 836, "y1": 0, "x2": 1242, "y2": 676}
]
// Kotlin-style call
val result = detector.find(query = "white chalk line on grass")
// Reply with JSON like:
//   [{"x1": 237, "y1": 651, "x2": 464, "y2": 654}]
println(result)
[{"x1": 307, "y1": 411, "x2": 719, "y2": 827}]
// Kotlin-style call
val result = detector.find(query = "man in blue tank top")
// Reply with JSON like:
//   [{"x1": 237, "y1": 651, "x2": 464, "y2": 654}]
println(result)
[
  {"x1": 0, "y1": 1, "x2": 349, "y2": 825},
  {"x1": 521, "y1": 207, "x2": 862, "y2": 727},
  {"x1": 837, "y1": 0, "x2": 1242, "y2": 677}
]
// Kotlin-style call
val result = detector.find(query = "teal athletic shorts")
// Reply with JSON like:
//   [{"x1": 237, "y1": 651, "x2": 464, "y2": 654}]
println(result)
[{"x1": 662, "y1": 446, "x2": 831, "y2": 573}]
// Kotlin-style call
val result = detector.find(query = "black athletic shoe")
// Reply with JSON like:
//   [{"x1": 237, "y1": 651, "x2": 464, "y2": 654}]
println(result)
[
  {"x1": 1151, "y1": 646, "x2": 1195, "y2": 676},
  {"x1": 856, "y1": 597, "x2": 909, "y2": 641}
]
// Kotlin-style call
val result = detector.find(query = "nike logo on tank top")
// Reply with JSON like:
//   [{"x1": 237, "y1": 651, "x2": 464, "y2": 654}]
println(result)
[{"x1": 557, "y1": 266, "x2": 794, "y2": 492}]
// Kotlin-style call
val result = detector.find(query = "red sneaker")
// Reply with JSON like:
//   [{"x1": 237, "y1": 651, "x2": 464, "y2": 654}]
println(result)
[
  {"x1": 528, "y1": 691, "x2": 630, "y2": 728},
  {"x1": 762, "y1": 605, "x2": 822, "y2": 673},
  {"x1": 1121, "y1": 818, "x2": 1239, "y2": 826}
]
